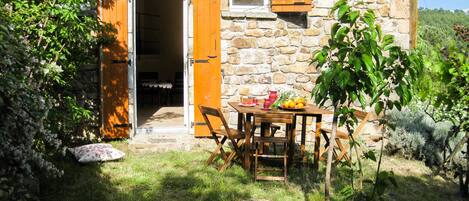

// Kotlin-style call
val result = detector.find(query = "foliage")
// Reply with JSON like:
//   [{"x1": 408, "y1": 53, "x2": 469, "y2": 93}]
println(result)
[
  {"x1": 312, "y1": 1, "x2": 421, "y2": 117},
  {"x1": 417, "y1": 44, "x2": 468, "y2": 132},
  {"x1": 1, "y1": 0, "x2": 108, "y2": 200},
  {"x1": 384, "y1": 108, "x2": 465, "y2": 168},
  {"x1": 311, "y1": 0, "x2": 422, "y2": 199},
  {"x1": 415, "y1": 8, "x2": 469, "y2": 196},
  {"x1": 4, "y1": 0, "x2": 106, "y2": 145},
  {"x1": 454, "y1": 25, "x2": 469, "y2": 43},
  {"x1": 0, "y1": 11, "x2": 62, "y2": 200},
  {"x1": 418, "y1": 9, "x2": 469, "y2": 49},
  {"x1": 419, "y1": 9, "x2": 469, "y2": 28}
]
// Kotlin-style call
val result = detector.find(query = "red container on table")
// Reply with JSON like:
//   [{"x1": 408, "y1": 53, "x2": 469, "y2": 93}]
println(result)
[
  {"x1": 263, "y1": 98, "x2": 272, "y2": 109},
  {"x1": 268, "y1": 90, "x2": 278, "y2": 102}
]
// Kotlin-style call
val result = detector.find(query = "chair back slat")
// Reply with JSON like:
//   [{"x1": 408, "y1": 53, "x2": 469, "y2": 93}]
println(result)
[
  {"x1": 199, "y1": 105, "x2": 222, "y2": 117},
  {"x1": 198, "y1": 105, "x2": 232, "y2": 137},
  {"x1": 254, "y1": 113, "x2": 294, "y2": 124},
  {"x1": 353, "y1": 110, "x2": 369, "y2": 120},
  {"x1": 351, "y1": 110, "x2": 372, "y2": 138}
]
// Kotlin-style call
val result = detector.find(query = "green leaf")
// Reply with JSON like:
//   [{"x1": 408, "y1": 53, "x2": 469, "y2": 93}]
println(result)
[
  {"x1": 348, "y1": 11, "x2": 360, "y2": 24},
  {"x1": 331, "y1": 0, "x2": 347, "y2": 14},
  {"x1": 363, "y1": 10, "x2": 376, "y2": 26},
  {"x1": 313, "y1": 50, "x2": 327, "y2": 66},
  {"x1": 358, "y1": 92, "x2": 366, "y2": 109},
  {"x1": 376, "y1": 24, "x2": 383, "y2": 41},
  {"x1": 382, "y1": 35, "x2": 394, "y2": 48},
  {"x1": 394, "y1": 101, "x2": 402, "y2": 111},
  {"x1": 335, "y1": 26, "x2": 350, "y2": 42},
  {"x1": 338, "y1": 5, "x2": 351, "y2": 20},
  {"x1": 363, "y1": 150, "x2": 377, "y2": 161},
  {"x1": 331, "y1": 23, "x2": 340, "y2": 38},
  {"x1": 338, "y1": 70, "x2": 351, "y2": 89},
  {"x1": 375, "y1": 101, "x2": 384, "y2": 115},
  {"x1": 352, "y1": 57, "x2": 362, "y2": 71},
  {"x1": 350, "y1": 91, "x2": 357, "y2": 102},
  {"x1": 362, "y1": 54, "x2": 374, "y2": 72}
]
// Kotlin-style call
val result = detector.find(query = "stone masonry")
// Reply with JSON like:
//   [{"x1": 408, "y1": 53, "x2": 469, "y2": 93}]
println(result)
[{"x1": 218, "y1": 0, "x2": 412, "y2": 126}]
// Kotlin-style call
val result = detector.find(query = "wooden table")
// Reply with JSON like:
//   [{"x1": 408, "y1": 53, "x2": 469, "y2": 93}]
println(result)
[{"x1": 228, "y1": 102, "x2": 333, "y2": 173}]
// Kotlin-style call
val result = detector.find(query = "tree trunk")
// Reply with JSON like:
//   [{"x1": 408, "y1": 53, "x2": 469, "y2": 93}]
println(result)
[
  {"x1": 436, "y1": 132, "x2": 469, "y2": 175},
  {"x1": 464, "y1": 136, "x2": 469, "y2": 196},
  {"x1": 325, "y1": 106, "x2": 338, "y2": 201}
]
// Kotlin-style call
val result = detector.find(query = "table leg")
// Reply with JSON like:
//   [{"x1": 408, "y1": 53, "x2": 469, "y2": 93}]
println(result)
[
  {"x1": 288, "y1": 116, "x2": 297, "y2": 166},
  {"x1": 301, "y1": 115, "x2": 307, "y2": 163},
  {"x1": 237, "y1": 113, "x2": 243, "y2": 131},
  {"x1": 243, "y1": 114, "x2": 253, "y2": 170},
  {"x1": 313, "y1": 115, "x2": 322, "y2": 174},
  {"x1": 260, "y1": 122, "x2": 271, "y2": 154}
]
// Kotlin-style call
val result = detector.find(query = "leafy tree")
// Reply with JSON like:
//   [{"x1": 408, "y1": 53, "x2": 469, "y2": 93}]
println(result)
[
  {"x1": 418, "y1": 9, "x2": 469, "y2": 52},
  {"x1": 416, "y1": 35, "x2": 469, "y2": 195},
  {"x1": 1, "y1": 0, "x2": 109, "y2": 200},
  {"x1": 311, "y1": 0, "x2": 421, "y2": 200},
  {"x1": 454, "y1": 25, "x2": 469, "y2": 43},
  {"x1": 4, "y1": 0, "x2": 106, "y2": 145},
  {"x1": 400, "y1": 8, "x2": 469, "y2": 197},
  {"x1": 0, "y1": 11, "x2": 62, "y2": 200}
]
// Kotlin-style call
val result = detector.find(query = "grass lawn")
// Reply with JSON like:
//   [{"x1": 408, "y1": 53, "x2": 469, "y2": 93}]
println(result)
[{"x1": 40, "y1": 142, "x2": 464, "y2": 201}]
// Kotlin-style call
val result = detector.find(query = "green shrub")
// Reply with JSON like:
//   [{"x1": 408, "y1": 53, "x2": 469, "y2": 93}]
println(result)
[
  {"x1": 1, "y1": 0, "x2": 109, "y2": 199},
  {"x1": 4, "y1": 0, "x2": 107, "y2": 146},
  {"x1": 385, "y1": 108, "x2": 465, "y2": 168},
  {"x1": 0, "y1": 14, "x2": 62, "y2": 201}
]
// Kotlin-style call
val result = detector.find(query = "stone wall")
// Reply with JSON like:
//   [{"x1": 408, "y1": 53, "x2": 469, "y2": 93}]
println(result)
[{"x1": 219, "y1": 0, "x2": 412, "y2": 126}]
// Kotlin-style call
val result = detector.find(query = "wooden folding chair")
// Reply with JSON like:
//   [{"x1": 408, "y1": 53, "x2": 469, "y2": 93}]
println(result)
[
  {"x1": 198, "y1": 105, "x2": 245, "y2": 172},
  {"x1": 251, "y1": 122, "x2": 281, "y2": 154},
  {"x1": 319, "y1": 110, "x2": 373, "y2": 162},
  {"x1": 253, "y1": 113, "x2": 294, "y2": 183}
]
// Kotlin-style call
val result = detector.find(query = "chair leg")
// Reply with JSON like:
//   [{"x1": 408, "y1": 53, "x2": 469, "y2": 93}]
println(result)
[
  {"x1": 336, "y1": 139, "x2": 350, "y2": 162},
  {"x1": 270, "y1": 127, "x2": 277, "y2": 155},
  {"x1": 220, "y1": 151, "x2": 236, "y2": 172},
  {"x1": 254, "y1": 143, "x2": 259, "y2": 182},
  {"x1": 320, "y1": 131, "x2": 331, "y2": 160},
  {"x1": 235, "y1": 139, "x2": 245, "y2": 161},
  {"x1": 284, "y1": 142, "x2": 288, "y2": 183},
  {"x1": 220, "y1": 138, "x2": 244, "y2": 172},
  {"x1": 271, "y1": 126, "x2": 278, "y2": 155},
  {"x1": 273, "y1": 142, "x2": 277, "y2": 155},
  {"x1": 206, "y1": 137, "x2": 227, "y2": 166}
]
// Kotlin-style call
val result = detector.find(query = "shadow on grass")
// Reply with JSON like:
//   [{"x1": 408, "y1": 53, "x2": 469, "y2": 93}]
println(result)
[
  {"x1": 40, "y1": 152, "x2": 252, "y2": 201},
  {"x1": 40, "y1": 150, "x2": 464, "y2": 201}
]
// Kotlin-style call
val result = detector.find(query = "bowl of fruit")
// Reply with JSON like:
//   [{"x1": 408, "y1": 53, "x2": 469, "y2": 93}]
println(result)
[
  {"x1": 270, "y1": 91, "x2": 307, "y2": 110},
  {"x1": 279, "y1": 97, "x2": 306, "y2": 110}
]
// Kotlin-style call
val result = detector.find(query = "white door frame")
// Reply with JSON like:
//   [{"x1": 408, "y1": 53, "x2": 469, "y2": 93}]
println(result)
[
  {"x1": 183, "y1": 0, "x2": 190, "y2": 133},
  {"x1": 129, "y1": 0, "x2": 137, "y2": 138},
  {"x1": 129, "y1": 0, "x2": 190, "y2": 136}
]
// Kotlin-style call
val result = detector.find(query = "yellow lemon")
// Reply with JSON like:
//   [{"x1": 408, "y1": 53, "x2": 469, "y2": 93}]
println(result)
[{"x1": 297, "y1": 102, "x2": 304, "y2": 108}]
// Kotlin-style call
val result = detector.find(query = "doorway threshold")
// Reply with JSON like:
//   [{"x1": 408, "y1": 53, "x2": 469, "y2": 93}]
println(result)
[
  {"x1": 136, "y1": 127, "x2": 189, "y2": 136},
  {"x1": 130, "y1": 127, "x2": 208, "y2": 153}
]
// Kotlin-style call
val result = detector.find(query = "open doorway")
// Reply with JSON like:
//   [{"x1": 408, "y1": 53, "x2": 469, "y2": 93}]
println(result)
[{"x1": 135, "y1": 0, "x2": 184, "y2": 129}]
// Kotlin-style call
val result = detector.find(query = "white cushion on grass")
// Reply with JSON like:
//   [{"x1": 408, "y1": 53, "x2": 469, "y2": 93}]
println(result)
[{"x1": 69, "y1": 143, "x2": 125, "y2": 163}]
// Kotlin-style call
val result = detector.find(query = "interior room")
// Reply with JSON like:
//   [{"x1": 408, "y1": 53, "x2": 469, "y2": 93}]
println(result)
[{"x1": 136, "y1": 0, "x2": 184, "y2": 128}]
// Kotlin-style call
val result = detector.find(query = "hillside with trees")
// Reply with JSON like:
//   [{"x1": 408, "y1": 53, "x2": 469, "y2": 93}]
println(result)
[{"x1": 385, "y1": 8, "x2": 469, "y2": 197}]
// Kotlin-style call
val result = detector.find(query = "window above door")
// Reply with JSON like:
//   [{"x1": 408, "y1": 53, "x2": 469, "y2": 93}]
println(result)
[
  {"x1": 228, "y1": 0, "x2": 312, "y2": 13},
  {"x1": 229, "y1": 0, "x2": 269, "y2": 12}
]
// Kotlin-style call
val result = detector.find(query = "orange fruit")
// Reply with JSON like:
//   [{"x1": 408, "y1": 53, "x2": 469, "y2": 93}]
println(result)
[
  {"x1": 288, "y1": 101, "x2": 296, "y2": 108},
  {"x1": 297, "y1": 102, "x2": 304, "y2": 108}
]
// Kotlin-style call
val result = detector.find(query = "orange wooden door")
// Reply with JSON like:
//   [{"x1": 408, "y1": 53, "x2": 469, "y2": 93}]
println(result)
[
  {"x1": 193, "y1": 0, "x2": 221, "y2": 137},
  {"x1": 99, "y1": 0, "x2": 130, "y2": 139}
]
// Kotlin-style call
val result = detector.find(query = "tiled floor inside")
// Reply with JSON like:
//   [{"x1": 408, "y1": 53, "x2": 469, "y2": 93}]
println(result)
[{"x1": 137, "y1": 106, "x2": 184, "y2": 128}]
